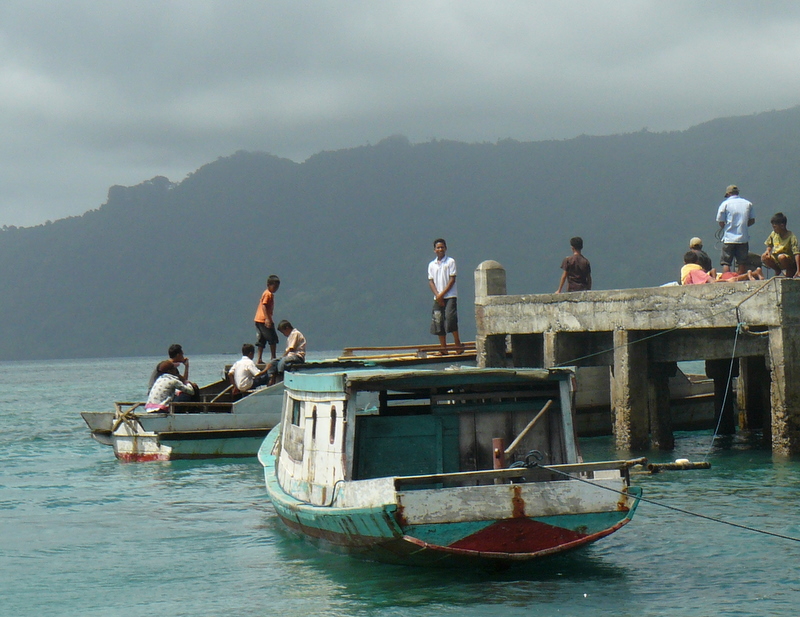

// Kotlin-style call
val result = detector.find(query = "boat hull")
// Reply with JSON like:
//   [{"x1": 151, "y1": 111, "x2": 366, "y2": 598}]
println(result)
[
  {"x1": 113, "y1": 426, "x2": 271, "y2": 462},
  {"x1": 260, "y1": 429, "x2": 640, "y2": 566},
  {"x1": 83, "y1": 382, "x2": 284, "y2": 462}
]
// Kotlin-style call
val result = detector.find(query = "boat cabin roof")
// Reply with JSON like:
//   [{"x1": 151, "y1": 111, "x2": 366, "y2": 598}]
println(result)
[{"x1": 284, "y1": 364, "x2": 574, "y2": 395}]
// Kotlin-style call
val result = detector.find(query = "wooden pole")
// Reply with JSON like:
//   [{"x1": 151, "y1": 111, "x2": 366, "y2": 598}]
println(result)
[
  {"x1": 504, "y1": 399, "x2": 554, "y2": 456},
  {"x1": 209, "y1": 385, "x2": 233, "y2": 404},
  {"x1": 493, "y1": 438, "x2": 506, "y2": 469}
]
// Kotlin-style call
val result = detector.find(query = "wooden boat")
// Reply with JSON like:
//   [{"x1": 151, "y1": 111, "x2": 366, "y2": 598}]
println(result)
[
  {"x1": 258, "y1": 363, "x2": 643, "y2": 566},
  {"x1": 80, "y1": 346, "x2": 476, "y2": 463},
  {"x1": 81, "y1": 377, "x2": 283, "y2": 462}
]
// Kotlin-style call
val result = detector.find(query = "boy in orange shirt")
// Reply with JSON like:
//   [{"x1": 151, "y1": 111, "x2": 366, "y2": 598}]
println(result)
[{"x1": 254, "y1": 275, "x2": 280, "y2": 364}]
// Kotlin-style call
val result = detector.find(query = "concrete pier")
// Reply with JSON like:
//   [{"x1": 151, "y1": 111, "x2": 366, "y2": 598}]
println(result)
[{"x1": 474, "y1": 260, "x2": 800, "y2": 454}]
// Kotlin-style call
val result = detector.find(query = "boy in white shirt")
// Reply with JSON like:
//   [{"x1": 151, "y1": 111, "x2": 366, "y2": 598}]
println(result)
[
  {"x1": 228, "y1": 343, "x2": 270, "y2": 392},
  {"x1": 428, "y1": 238, "x2": 463, "y2": 354},
  {"x1": 267, "y1": 321, "x2": 307, "y2": 385}
]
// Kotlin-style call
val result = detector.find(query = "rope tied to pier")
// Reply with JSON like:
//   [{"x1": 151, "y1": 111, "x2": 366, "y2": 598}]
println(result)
[
  {"x1": 700, "y1": 320, "x2": 742, "y2": 462},
  {"x1": 524, "y1": 455, "x2": 800, "y2": 544},
  {"x1": 549, "y1": 277, "x2": 779, "y2": 459}
]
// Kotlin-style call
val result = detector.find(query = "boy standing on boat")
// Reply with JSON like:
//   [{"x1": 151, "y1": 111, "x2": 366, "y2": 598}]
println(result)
[
  {"x1": 556, "y1": 237, "x2": 592, "y2": 293},
  {"x1": 428, "y1": 238, "x2": 463, "y2": 353},
  {"x1": 229, "y1": 343, "x2": 270, "y2": 392},
  {"x1": 254, "y1": 275, "x2": 280, "y2": 365},
  {"x1": 267, "y1": 320, "x2": 306, "y2": 385}
]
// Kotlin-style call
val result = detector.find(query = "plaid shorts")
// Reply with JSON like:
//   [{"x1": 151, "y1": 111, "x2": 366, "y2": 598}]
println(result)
[{"x1": 430, "y1": 297, "x2": 458, "y2": 335}]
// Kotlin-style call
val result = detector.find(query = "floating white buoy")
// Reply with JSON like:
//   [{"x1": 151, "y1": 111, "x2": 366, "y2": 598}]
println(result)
[{"x1": 675, "y1": 458, "x2": 690, "y2": 465}]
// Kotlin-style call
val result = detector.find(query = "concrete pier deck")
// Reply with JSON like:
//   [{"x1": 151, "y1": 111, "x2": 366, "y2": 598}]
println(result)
[{"x1": 474, "y1": 260, "x2": 800, "y2": 454}]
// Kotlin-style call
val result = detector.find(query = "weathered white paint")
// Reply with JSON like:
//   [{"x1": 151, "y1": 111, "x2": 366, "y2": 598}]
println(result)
[{"x1": 396, "y1": 475, "x2": 629, "y2": 524}]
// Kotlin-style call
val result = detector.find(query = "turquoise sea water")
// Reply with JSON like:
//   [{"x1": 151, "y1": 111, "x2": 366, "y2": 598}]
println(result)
[{"x1": 2, "y1": 354, "x2": 800, "y2": 616}]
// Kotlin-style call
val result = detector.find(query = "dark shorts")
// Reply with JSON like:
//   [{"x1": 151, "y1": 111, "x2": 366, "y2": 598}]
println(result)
[
  {"x1": 430, "y1": 297, "x2": 458, "y2": 335},
  {"x1": 255, "y1": 322, "x2": 278, "y2": 348},
  {"x1": 720, "y1": 243, "x2": 749, "y2": 267}
]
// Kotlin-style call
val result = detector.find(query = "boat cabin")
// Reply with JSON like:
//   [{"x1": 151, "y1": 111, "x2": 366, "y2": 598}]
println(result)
[{"x1": 277, "y1": 365, "x2": 581, "y2": 505}]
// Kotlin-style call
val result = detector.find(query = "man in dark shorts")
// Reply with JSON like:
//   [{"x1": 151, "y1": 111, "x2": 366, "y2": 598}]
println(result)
[
  {"x1": 556, "y1": 237, "x2": 592, "y2": 293},
  {"x1": 428, "y1": 238, "x2": 463, "y2": 353},
  {"x1": 716, "y1": 184, "x2": 755, "y2": 274}
]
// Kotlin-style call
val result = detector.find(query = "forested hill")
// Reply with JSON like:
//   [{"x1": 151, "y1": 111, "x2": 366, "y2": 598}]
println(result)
[{"x1": 3, "y1": 106, "x2": 800, "y2": 360}]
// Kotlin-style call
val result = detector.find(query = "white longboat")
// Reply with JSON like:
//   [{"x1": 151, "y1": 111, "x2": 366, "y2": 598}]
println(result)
[
  {"x1": 81, "y1": 345, "x2": 477, "y2": 463},
  {"x1": 81, "y1": 376, "x2": 284, "y2": 462}
]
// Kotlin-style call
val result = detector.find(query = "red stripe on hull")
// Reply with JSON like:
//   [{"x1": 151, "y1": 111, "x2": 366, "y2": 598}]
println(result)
[
  {"x1": 115, "y1": 452, "x2": 170, "y2": 462},
  {"x1": 450, "y1": 517, "x2": 583, "y2": 553},
  {"x1": 274, "y1": 510, "x2": 632, "y2": 565}
]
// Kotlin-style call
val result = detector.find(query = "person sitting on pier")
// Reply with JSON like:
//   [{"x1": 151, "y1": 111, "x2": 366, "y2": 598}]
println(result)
[
  {"x1": 556, "y1": 236, "x2": 592, "y2": 293},
  {"x1": 681, "y1": 251, "x2": 716, "y2": 284},
  {"x1": 145, "y1": 361, "x2": 197, "y2": 412},
  {"x1": 682, "y1": 251, "x2": 761, "y2": 284},
  {"x1": 228, "y1": 343, "x2": 270, "y2": 393},
  {"x1": 267, "y1": 320, "x2": 306, "y2": 386},
  {"x1": 761, "y1": 212, "x2": 800, "y2": 278},
  {"x1": 689, "y1": 237, "x2": 713, "y2": 272}
]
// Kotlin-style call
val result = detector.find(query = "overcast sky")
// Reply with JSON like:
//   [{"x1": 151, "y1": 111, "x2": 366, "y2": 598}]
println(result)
[{"x1": 2, "y1": 1, "x2": 800, "y2": 227}]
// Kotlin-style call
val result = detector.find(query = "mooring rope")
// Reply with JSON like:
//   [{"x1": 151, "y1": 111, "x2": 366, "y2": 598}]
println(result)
[
  {"x1": 532, "y1": 460, "x2": 800, "y2": 544},
  {"x1": 111, "y1": 403, "x2": 144, "y2": 433},
  {"x1": 549, "y1": 276, "x2": 780, "y2": 462},
  {"x1": 701, "y1": 321, "x2": 741, "y2": 462}
]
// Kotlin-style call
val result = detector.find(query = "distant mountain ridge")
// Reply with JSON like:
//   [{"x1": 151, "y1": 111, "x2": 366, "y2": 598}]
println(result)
[{"x1": 3, "y1": 106, "x2": 800, "y2": 360}]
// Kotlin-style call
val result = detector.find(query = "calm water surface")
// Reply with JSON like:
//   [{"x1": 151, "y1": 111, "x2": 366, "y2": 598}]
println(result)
[{"x1": 2, "y1": 355, "x2": 800, "y2": 616}]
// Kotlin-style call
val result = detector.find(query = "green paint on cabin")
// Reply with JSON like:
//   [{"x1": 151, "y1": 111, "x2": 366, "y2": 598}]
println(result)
[{"x1": 355, "y1": 414, "x2": 460, "y2": 479}]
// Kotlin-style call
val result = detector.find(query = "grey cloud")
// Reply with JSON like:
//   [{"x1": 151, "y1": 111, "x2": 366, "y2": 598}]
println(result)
[{"x1": 2, "y1": 0, "x2": 800, "y2": 226}]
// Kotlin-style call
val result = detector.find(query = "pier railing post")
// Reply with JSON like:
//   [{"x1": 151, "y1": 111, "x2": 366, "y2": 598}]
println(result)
[{"x1": 475, "y1": 260, "x2": 507, "y2": 368}]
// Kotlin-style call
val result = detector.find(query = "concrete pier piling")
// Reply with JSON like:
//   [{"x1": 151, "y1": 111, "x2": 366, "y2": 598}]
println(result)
[{"x1": 473, "y1": 260, "x2": 800, "y2": 454}]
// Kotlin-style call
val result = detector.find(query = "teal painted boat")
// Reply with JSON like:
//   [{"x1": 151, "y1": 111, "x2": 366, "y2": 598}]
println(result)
[{"x1": 259, "y1": 364, "x2": 642, "y2": 566}]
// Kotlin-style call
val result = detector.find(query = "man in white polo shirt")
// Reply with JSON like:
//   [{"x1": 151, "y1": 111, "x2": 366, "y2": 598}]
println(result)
[{"x1": 428, "y1": 238, "x2": 463, "y2": 354}]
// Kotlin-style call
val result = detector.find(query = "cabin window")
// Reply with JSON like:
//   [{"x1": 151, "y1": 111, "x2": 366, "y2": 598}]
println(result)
[
  {"x1": 311, "y1": 406, "x2": 317, "y2": 440},
  {"x1": 291, "y1": 399, "x2": 302, "y2": 426},
  {"x1": 329, "y1": 407, "x2": 337, "y2": 444}
]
